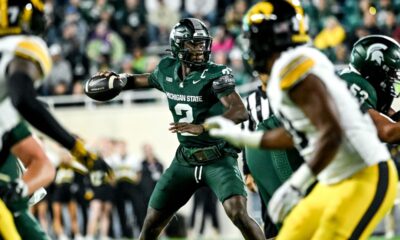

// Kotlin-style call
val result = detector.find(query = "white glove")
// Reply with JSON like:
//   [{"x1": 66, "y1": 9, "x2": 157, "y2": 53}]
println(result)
[
  {"x1": 205, "y1": 116, "x2": 263, "y2": 148},
  {"x1": 268, "y1": 164, "x2": 315, "y2": 223}
]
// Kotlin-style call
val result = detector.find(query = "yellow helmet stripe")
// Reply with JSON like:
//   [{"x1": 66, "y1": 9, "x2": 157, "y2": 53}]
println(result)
[
  {"x1": 0, "y1": 0, "x2": 8, "y2": 28},
  {"x1": 15, "y1": 38, "x2": 52, "y2": 77},
  {"x1": 286, "y1": 0, "x2": 310, "y2": 43},
  {"x1": 280, "y1": 55, "x2": 315, "y2": 89},
  {"x1": 0, "y1": 199, "x2": 22, "y2": 240},
  {"x1": 246, "y1": 2, "x2": 274, "y2": 24},
  {"x1": 30, "y1": 0, "x2": 44, "y2": 12}
]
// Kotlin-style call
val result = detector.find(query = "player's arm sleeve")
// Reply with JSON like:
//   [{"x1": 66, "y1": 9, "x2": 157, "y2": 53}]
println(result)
[
  {"x1": 147, "y1": 67, "x2": 163, "y2": 91},
  {"x1": 7, "y1": 71, "x2": 76, "y2": 150},
  {"x1": 212, "y1": 74, "x2": 236, "y2": 98},
  {"x1": 279, "y1": 55, "x2": 315, "y2": 90}
]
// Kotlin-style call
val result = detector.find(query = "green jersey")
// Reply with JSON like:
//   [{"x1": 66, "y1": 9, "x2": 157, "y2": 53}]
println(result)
[
  {"x1": 340, "y1": 69, "x2": 378, "y2": 113},
  {"x1": 149, "y1": 56, "x2": 235, "y2": 148}
]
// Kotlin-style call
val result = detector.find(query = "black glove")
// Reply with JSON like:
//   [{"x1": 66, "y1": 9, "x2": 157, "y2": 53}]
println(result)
[{"x1": 0, "y1": 177, "x2": 28, "y2": 204}]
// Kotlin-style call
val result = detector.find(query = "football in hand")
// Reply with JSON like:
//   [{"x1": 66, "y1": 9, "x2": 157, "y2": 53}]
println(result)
[{"x1": 84, "y1": 72, "x2": 125, "y2": 101}]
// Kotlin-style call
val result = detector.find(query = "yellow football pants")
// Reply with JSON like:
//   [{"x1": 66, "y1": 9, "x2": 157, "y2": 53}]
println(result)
[
  {"x1": 0, "y1": 199, "x2": 21, "y2": 240},
  {"x1": 277, "y1": 160, "x2": 398, "y2": 240}
]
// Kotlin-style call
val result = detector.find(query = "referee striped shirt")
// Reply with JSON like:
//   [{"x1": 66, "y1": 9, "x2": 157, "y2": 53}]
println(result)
[{"x1": 241, "y1": 86, "x2": 273, "y2": 174}]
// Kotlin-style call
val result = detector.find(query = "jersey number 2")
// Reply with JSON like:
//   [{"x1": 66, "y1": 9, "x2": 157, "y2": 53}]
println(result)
[{"x1": 174, "y1": 103, "x2": 195, "y2": 136}]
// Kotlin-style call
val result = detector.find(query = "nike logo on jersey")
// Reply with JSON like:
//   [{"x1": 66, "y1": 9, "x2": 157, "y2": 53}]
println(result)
[
  {"x1": 89, "y1": 78, "x2": 104, "y2": 87},
  {"x1": 193, "y1": 79, "x2": 201, "y2": 84},
  {"x1": 166, "y1": 77, "x2": 173, "y2": 82}
]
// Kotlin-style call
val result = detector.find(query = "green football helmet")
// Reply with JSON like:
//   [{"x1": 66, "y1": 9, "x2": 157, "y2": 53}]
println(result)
[
  {"x1": 169, "y1": 18, "x2": 212, "y2": 68},
  {"x1": 243, "y1": 0, "x2": 310, "y2": 74},
  {"x1": 350, "y1": 35, "x2": 400, "y2": 112}
]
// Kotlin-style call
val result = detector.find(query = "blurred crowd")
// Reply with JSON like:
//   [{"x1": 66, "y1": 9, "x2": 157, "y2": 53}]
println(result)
[
  {"x1": 40, "y1": 0, "x2": 400, "y2": 97},
  {"x1": 32, "y1": 138, "x2": 164, "y2": 239}
]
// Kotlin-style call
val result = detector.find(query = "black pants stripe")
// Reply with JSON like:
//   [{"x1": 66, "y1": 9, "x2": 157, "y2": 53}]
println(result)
[{"x1": 349, "y1": 162, "x2": 389, "y2": 240}]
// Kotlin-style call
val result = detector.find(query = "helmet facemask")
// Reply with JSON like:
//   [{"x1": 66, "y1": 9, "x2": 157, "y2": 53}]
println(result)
[
  {"x1": 177, "y1": 37, "x2": 212, "y2": 68},
  {"x1": 170, "y1": 18, "x2": 212, "y2": 69}
]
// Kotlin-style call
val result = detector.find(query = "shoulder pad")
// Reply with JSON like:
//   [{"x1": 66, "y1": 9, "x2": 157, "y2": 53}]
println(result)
[
  {"x1": 14, "y1": 36, "x2": 52, "y2": 78},
  {"x1": 279, "y1": 54, "x2": 315, "y2": 90},
  {"x1": 205, "y1": 62, "x2": 233, "y2": 79},
  {"x1": 157, "y1": 56, "x2": 178, "y2": 73},
  {"x1": 212, "y1": 74, "x2": 235, "y2": 94}
]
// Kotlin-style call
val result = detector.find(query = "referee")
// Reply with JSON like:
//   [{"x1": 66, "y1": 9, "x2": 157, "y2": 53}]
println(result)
[{"x1": 241, "y1": 74, "x2": 303, "y2": 238}]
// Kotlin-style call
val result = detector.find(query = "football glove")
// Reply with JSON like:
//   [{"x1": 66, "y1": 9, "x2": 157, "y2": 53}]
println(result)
[
  {"x1": 268, "y1": 164, "x2": 315, "y2": 223},
  {"x1": 0, "y1": 176, "x2": 28, "y2": 204},
  {"x1": 70, "y1": 139, "x2": 113, "y2": 177},
  {"x1": 205, "y1": 116, "x2": 263, "y2": 148}
]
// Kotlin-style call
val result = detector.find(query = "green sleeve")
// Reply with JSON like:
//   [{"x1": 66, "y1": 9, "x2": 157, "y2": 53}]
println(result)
[
  {"x1": 340, "y1": 72, "x2": 377, "y2": 111},
  {"x1": 148, "y1": 66, "x2": 163, "y2": 91},
  {"x1": 9, "y1": 122, "x2": 32, "y2": 147},
  {"x1": 210, "y1": 65, "x2": 236, "y2": 99}
]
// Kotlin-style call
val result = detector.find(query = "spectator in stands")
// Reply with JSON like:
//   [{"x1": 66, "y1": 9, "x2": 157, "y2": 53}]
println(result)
[
  {"x1": 59, "y1": 21, "x2": 90, "y2": 88},
  {"x1": 43, "y1": 44, "x2": 73, "y2": 96},
  {"x1": 229, "y1": 48, "x2": 251, "y2": 86},
  {"x1": 382, "y1": 10, "x2": 400, "y2": 41},
  {"x1": 120, "y1": 55, "x2": 134, "y2": 74},
  {"x1": 303, "y1": 0, "x2": 340, "y2": 36},
  {"x1": 113, "y1": 140, "x2": 146, "y2": 238},
  {"x1": 131, "y1": 46, "x2": 149, "y2": 74},
  {"x1": 224, "y1": 0, "x2": 248, "y2": 37},
  {"x1": 314, "y1": 16, "x2": 346, "y2": 50},
  {"x1": 363, "y1": 10, "x2": 383, "y2": 35},
  {"x1": 145, "y1": 55, "x2": 161, "y2": 73},
  {"x1": 211, "y1": 26, "x2": 235, "y2": 54},
  {"x1": 114, "y1": 0, "x2": 148, "y2": 50},
  {"x1": 140, "y1": 144, "x2": 163, "y2": 206},
  {"x1": 52, "y1": 150, "x2": 84, "y2": 240},
  {"x1": 147, "y1": 0, "x2": 181, "y2": 45},
  {"x1": 86, "y1": 21, "x2": 126, "y2": 74},
  {"x1": 79, "y1": 0, "x2": 115, "y2": 27},
  {"x1": 334, "y1": 44, "x2": 349, "y2": 65},
  {"x1": 184, "y1": 0, "x2": 217, "y2": 25},
  {"x1": 86, "y1": 138, "x2": 114, "y2": 240},
  {"x1": 314, "y1": 16, "x2": 346, "y2": 61},
  {"x1": 376, "y1": 0, "x2": 396, "y2": 27},
  {"x1": 343, "y1": 0, "x2": 371, "y2": 32}
]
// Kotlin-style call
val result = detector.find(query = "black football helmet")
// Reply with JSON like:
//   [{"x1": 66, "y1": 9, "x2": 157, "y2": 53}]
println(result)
[
  {"x1": 169, "y1": 18, "x2": 212, "y2": 68},
  {"x1": 350, "y1": 35, "x2": 400, "y2": 113},
  {"x1": 0, "y1": 0, "x2": 46, "y2": 37},
  {"x1": 243, "y1": 0, "x2": 310, "y2": 74}
]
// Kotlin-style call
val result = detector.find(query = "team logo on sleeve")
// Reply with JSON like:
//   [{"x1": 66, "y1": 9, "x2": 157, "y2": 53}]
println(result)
[{"x1": 366, "y1": 43, "x2": 388, "y2": 65}]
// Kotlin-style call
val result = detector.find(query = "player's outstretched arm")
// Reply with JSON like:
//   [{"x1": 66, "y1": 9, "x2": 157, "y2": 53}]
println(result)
[
  {"x1": 219, "y1": 91, "x2": 248, "y2": 124},
  {"x1": 206, "y1": 116, "x2": 293, "y2": 149},
  {"x1": 7, "y1": 58, "x2": 112, "y2": 175},
  {"x1": 7, "y1": 57, "x2": 77, "y2": 151},
  {"x1": 84, "y1": 71, "x2": 151, "y2": 101},
  {"x1": 368, "y1": 109, "x2": 400, "y2": 143}
]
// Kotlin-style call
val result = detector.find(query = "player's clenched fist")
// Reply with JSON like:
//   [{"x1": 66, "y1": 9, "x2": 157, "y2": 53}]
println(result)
[{"x1": 84, "y1": 71, "x2": 128, "y2": 101}]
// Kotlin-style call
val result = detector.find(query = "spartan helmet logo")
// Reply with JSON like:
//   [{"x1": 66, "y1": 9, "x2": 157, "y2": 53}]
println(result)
[{"x1": 366, "y1": 43, "x2": 388, "y2": 65}]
